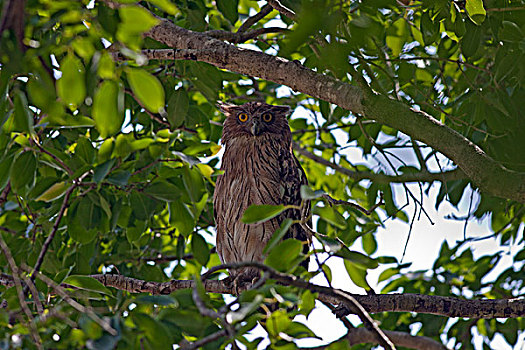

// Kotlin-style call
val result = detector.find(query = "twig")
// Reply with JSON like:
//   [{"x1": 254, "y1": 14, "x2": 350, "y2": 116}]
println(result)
[
  {"x1": 32, "y1": 140, "x2": 73, "y2": 176},
  {"x1": 266, "y1": 0, "x2": 296, "y2": 20},
  {"x1": 29, "y1": 173, "x2": 87, "y2": 285},
  {"x1": 22, "y1": 265, "x2": 117, "y2": 336},
  {"x1": 292, "y1": 141, "x2": 465, "y2": 183},
  {"x1": 202, "y1": 262, "x2": 395, "y2": 350},
  {"x1": 180, "y1": 329, "x2": 228, "y2": 350},
  {"x1": 0, "y1": 234, "x2": 42, "y2": 348},
  {"x1": 0, "y1": 183, "x2": 10, "y2": 205},
  {"x1": 322, "y1": 193, "x2": 383, "y2": 215},
  {"x1": 237, "y1": 4, "x2": 273, "y2": 32}
]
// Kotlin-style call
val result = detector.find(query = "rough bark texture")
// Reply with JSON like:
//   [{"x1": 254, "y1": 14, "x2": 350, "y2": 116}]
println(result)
[
  {"x1": 344, "y1": 328, "x2": 449, "y2": 350},
  {"x1": 141, "y1": 19, "x2": 525, "y2": 203},
  {"x1": 84, "y1": 274, "x2": 525, "y2": 319}
]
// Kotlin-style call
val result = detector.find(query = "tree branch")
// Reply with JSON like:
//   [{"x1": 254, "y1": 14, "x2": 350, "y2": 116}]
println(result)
[
  {"x1": 136, "y1": 17, "x2": 525, "y2": 202},
  {"x1": 312, "y1": 328, "x2": 450, "y2": 350},
  {"x1": 237, "y1": 4, "x2": 273, "y2": 32},
  {"x1": 292, "y1": 141, "x2": 465, "y2": 183},
  {"x1": 78, "y1": 271, "x2": 525, "y2": 319}
]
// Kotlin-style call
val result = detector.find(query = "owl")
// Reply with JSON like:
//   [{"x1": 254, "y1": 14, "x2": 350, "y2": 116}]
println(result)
[{"x1": 213, "y1": 101, "x2": 310, "y2": 288}]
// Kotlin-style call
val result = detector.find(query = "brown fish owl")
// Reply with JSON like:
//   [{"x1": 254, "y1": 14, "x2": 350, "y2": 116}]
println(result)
[{"x1": 214, "y1": 101, "x2": 310, "y2": 284}]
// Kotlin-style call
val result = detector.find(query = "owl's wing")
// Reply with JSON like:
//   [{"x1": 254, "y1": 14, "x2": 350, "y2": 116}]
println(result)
[{"x1": 278, "y1": 149, "x2": 310, "y2": 266}]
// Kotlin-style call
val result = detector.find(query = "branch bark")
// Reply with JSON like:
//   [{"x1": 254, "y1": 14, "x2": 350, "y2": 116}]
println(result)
[
  {"x1": 138, "y1": 17, "x2": 525, "y2": 202},
  {"x1": 74, "y1": 273, "x2": 525, "y2": 319}
]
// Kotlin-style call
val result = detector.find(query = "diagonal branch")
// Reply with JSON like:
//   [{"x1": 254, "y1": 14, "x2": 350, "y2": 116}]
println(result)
[
  {"x1": 137, "y1": 17, "x2": 525, "y2": 202},
  {"x1": 292, "y1": 141, "x2": 465, "y2": 183}
]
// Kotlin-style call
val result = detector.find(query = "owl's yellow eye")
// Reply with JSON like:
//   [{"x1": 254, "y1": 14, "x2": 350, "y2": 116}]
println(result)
[
  {"x1": 262, "y1": 112, "x2": 273, "y2": 123},
  {"x1": 238, "y1": 113, "x2": 249, "y2": 122}
]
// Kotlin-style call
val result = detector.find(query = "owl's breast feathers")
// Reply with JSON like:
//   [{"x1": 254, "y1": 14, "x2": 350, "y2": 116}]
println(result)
[{"x1": 214, "y1": 134, "x2": 309, "y2": 275}]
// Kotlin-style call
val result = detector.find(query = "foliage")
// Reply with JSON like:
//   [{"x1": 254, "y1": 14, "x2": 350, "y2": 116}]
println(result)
[{"x1": 0, "y1": 0, "x2": 523, "y2": 349}]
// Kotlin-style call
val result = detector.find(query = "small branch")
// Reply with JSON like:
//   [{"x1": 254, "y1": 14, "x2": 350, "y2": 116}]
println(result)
[
  {"x1": 486, "y1": 6, "x2": 525, "y2": 12},
  {"x1": 202, "y1": 262, "x2": 395, "y2": 350},
  {"x1": 0, "y1": 183, "x2": 10, "y2": 205},
  {"x1": 29, "y1": 173, "x2": 87, "y2": 285},
  {"x1": 0, "y1": 234, "x2": 42, "y2": 348},
  {"x1": 346, "y1": 328, "x2": 449, "y2": 350},
  {"x1": 292, "y1": 141, "x2": 465, "y2": 183},
  {"x1": 266, "y1": 0, "x2": 296, "y2": 20},
  {"x1": 237, "y1": 4, "x2": 273, "y2": 32},
  {"x1": 32, "y1": 140, "x2": 74, "y2": 176},
  {"x1": 322, "y1": 193, "x2": 383, "y2": 215},
  {"x1": 180, "y1": 329, "x2": 228, "y2": 350},
  {"x1": 206, "y1": 27, "x2": 287, "y2": 43},
  {"x1": 310, "y1": 328, "x2": 449, "y2": 350},
  {"x1": 24, "y1": 265, "x2": 117, "y2": 336}
]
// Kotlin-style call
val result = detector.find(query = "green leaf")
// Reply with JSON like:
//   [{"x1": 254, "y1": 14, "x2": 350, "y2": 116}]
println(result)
[
  {"x1": 57, "y1": 54, "x2": 86, "y2": 106},
  {"x1": 386, "y1": 18, "x2": 408, "y2": 56},
  {"x1": 191, "y1": 233, "x2": 210, "y2": 266},
  {"x1": 336, "y1": 247, "x2": 378, "y2": 269},
  {"x1": 131, "y1": 313, "x2": 171, "y2": 350},
  {"x1": 166, "y1": 89, "x2": 189, "y2": 129},
  {"x1": 286, "y1": 321, "x2": 318, "y2": 339},
  {"x1": 169, "y1": 201, "x2": 195, "y2": 237},
  {"x1": 298, "y1": 290, "x2": 315, "y2": 316},
  {"x1": 313, "y1": 205, "x2": 347, "y2": 229},
  {"x1": 0, "y1": 153, "x2": 15, "y2": 191},
  {"x1": 64, "y1": 275, "x2": 113, "y2": 296},
  {"x1": 265, "y1": 239, "x2": 303, "y2": 272},
  {"x1": 76, "y1": 137, "x2": 95, "y2": 164},
  {"x1": 217, "y1": 0, "x2": 238, "y2": 24},
  {"x1": 242, "y1": 204, "x2": 286, "y2": 224},
  {"x1": 10, "y1": 152, "x2": 37, "y2": 193},
  {"x1": 500, "y1": 21, "x2": 523, "y2": 42},
  {"x1": 344, "y1": 259, "x2": 371, "y2": 290},
  {"x1": 465, "y1": 0, "x2": 486, "y2": 25},
  {"x1": 76, "y1": 196, "x2": 102, "y2": 230},
  {"x1": 266, "y1": 309, "x2": 291, "y2": 337},
  {"x1": 12, "y1": 91, "x2": 34, "y2": 133},
  {"x1": 143, "y1": 181, "x2": 181, "y2": 201},
  {"x1": 126, "y1": 68, "x2": 165, "y2": 114},
  {"x1": 93, "y1": 159, "x2": 116, "y2": 183},
  {"x1": 147, "y1": 0, "x2": 179, "y2": 15},
  {"x1": 300, "y1": 185, "x2": 325, "y2": 200},
  {"x1": 93, "y1": 80, "x2": 124, "y2": 138},
  {"x1": 361, "y1": 233, "x2": 377, "y2": 255},
  {"x1": 130, "y1": 192, "x2": 158, "y2": 221},
  {"x1": 263, "y1": 218, "x2": 293, "y2": 254},
  {"x1": 35, "y1": 181, "x2": 68, "y2": 202},
  {"x1": 378, "y1": 267, "x2": 400, "y2": 283},
  {"x1": 461, "y1": 22, "x2": 482, "y2": 58}
]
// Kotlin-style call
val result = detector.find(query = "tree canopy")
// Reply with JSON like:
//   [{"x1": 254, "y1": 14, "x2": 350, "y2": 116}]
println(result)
[{"x1": 0, "y1": 0, "x2": 524, "y2": 349}]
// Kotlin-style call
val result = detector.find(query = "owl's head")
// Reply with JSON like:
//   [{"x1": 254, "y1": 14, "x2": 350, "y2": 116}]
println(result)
[{"x1": 218, "y1": 101, "x2": 292, "y2": 144}]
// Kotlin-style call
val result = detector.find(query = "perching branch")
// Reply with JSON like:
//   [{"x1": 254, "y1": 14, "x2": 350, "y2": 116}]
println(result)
[
  {"x1": 69, "y1": 267, "x2": 525, "y2": 319},
  {"x1": 134, "y1": 14, "x2": 525, "y2": 202}
]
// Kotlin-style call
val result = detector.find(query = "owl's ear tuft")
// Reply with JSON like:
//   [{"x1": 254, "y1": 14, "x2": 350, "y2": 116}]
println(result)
[
  {"x1": 217, "y1": 101, "x2": 237, "y2": 114},
  {"x1": 272, "y1": 105, "x2": 292, "y2": 116}
]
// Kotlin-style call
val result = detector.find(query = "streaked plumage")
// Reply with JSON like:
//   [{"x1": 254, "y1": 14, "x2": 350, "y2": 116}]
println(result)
[{"x1": 214, "y1": 102, "x2": 309, "y2": 283}]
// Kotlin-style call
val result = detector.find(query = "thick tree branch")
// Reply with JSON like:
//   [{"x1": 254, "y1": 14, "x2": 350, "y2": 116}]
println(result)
[
  {"x1": 1, "y1": 268, "x2": 523, "y2": 319},
  {"x1": 72, "y1": 271, "x2": 524, "y2": 319},
  {"x1": 137, "y1": 18, "x2": 525, "y2": 202}
]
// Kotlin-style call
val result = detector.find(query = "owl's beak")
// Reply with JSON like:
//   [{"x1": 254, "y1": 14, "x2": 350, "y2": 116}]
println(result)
[{"x1": 250, "y1": 118, "x2": 262, "y2": 136}]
